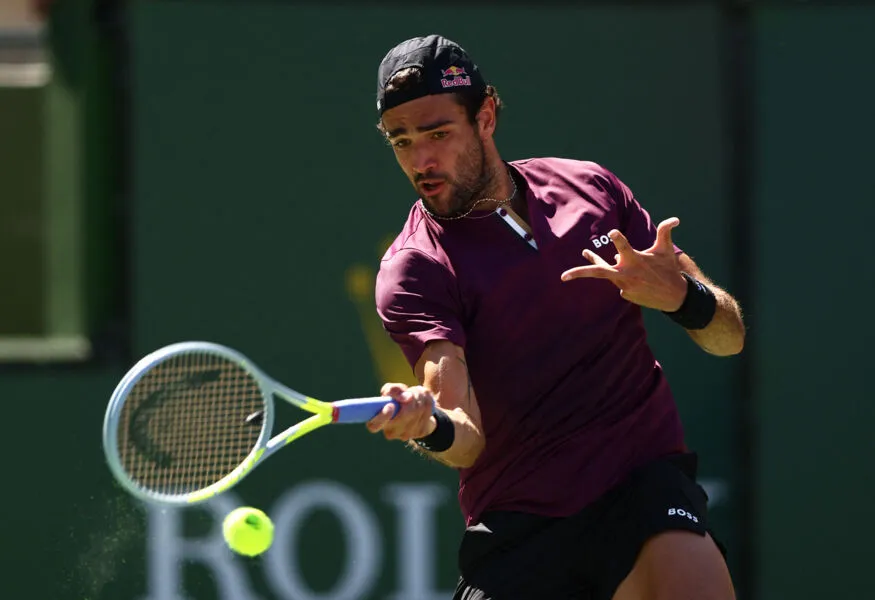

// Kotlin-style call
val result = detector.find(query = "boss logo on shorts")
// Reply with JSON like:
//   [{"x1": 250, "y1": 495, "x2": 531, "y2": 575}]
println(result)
[
  {"x1": 591, "y1": 234, "x2": 613, "y2": 248},
  {"x1": 667, "y1": 507, "x2": 699, "y2": 523}
]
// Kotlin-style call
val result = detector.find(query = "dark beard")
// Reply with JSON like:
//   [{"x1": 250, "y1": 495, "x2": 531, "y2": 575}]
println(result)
[{"x1": 421, "y1": 137, "x2": 498, "y2": 218}]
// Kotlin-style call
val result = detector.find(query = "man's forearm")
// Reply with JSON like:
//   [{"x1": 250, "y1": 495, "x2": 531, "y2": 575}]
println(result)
[
  {"x1": 410, "y1": 407, "x2": 484, "y2": 469},
  {"x1": 686, "y1": 287, "x2": 745, "y2": 356}
]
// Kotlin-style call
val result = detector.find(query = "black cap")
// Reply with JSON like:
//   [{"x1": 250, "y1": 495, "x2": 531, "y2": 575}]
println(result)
[{"x1": 376, "y1": 34, "x2": 487, "y2": 115}]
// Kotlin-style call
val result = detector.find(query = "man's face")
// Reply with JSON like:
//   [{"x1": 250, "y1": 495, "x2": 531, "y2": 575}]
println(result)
[{"x1": 381, "y1": 94, "x2": 493, "y2": 218}]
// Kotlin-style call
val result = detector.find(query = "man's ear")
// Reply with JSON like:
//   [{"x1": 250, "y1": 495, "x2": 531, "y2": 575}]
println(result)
[{"x1": 477, "y1": 96, "x2": 497, "y2": 137}]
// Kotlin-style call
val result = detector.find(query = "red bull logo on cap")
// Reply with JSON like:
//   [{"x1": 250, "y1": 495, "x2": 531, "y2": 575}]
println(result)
[
  {"x1": 441, "y1": 66, "x2": 466, "y2": 77},
  {"x1": 440, "y1": 65, "x2": 472, "y2": 88}
]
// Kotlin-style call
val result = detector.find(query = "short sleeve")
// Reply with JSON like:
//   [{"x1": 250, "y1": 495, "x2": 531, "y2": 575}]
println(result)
[
  {"x1": 607, "y1": 171, "x2": 683, "y2": 256},
  {"x1": 375, "y1": 249, "x2": 467, "y2": 370}
]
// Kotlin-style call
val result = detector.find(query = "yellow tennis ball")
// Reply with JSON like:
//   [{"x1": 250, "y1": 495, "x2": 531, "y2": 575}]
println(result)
[{"x1": 222, "y1": 507, "x2": 274, "y2": 557}]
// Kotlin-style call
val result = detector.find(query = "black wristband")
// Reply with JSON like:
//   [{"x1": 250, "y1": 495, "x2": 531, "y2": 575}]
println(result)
[
  {"x1": 663, "y1": 272, "x2": 717, "y2": 330},
  {"x1": 413, "y1": 408, "x2": 455, "y2": 453}
]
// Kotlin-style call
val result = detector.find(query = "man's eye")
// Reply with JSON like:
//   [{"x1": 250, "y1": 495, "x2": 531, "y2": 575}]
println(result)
[
  {"x1": 392, "y1": 139, "x2": 410, "y2": 149},
  {"x1": 432, "y1": 131, "x2": 448, "y2": 140}
]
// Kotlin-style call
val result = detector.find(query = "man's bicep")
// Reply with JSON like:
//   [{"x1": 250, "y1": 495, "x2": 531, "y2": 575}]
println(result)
[
  {"x1": 375, "y1": 251, "x2": 467, "y2": 372},
  {"x1": 414, "y1": 340, "x2": 481, "y2": 424}
]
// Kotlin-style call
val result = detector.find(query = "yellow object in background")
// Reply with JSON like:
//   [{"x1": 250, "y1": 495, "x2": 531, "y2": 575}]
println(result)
[{"x1": 222, "y1": 507, "x2": 274, "y2": 557}]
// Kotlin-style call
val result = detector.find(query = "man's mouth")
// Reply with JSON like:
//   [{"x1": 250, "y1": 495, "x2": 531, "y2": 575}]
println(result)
[{"x1": 419, "y1": 180, "x2": 446, "y2": 197}]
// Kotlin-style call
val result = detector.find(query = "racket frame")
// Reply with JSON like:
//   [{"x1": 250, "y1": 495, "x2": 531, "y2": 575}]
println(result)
[{"x1": 103, "y1": 342, "x2": 340, "y2": 506}]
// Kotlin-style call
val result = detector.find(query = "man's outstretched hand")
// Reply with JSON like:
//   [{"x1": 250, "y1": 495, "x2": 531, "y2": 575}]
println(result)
[{"x1": 561, "y1": 217, "x2": 688, "y2": 312}]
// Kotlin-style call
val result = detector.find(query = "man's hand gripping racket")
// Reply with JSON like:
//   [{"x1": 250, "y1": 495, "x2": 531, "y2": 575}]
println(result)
[{"x1": 102, "y1": 341, "x2": 423, "y2": 505}]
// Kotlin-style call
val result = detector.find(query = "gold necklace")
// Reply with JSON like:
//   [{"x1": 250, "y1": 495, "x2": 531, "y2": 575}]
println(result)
[{"x1": 419, "y1": 167, "x2": 517, "y2": 221}]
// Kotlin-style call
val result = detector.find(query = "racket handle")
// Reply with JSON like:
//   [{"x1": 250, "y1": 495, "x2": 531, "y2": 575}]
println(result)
[{"x1": 332, "y1": 397, "x2": 401, "y2": 424}]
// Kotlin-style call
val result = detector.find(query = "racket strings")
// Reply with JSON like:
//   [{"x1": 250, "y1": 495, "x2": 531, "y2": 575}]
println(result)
[{"x1": 116, "y1": 352, "x2": 265, "y2": 496}]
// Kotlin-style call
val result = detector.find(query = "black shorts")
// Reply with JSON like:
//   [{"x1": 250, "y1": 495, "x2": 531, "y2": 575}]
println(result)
[{"x1": 453, "y1": 453, "x2": 725, "y2": 600}]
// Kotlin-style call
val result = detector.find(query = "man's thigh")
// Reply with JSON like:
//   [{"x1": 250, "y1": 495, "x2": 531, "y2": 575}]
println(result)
[
  {"x1": 588, "y1": 453, "x2": 733, "y2": 600},
  {"x1": 612, "y1": 531, "x2": 735, "y2": 600},
  {"x1": 452, "y1": 453, "x2": 731, "y2": 600}
]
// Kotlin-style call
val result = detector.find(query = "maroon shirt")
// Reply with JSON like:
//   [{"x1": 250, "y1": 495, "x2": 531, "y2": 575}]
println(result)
[{"x1": 375, "y1": 158, "x2": 687, "y2": 525}]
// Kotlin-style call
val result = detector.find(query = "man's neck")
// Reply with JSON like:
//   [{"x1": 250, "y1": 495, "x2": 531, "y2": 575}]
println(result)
[
  {"x1": 467, "y1": 161, "x2": 516, "y2": 215},
  {"x1": 506, "y1": 164, "x2": 530, "y2": 225}
]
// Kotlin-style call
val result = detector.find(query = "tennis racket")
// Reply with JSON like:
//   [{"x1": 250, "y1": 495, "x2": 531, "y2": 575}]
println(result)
[{"x1": 102, "y1": 341, "x2": 403, "y2": 506}]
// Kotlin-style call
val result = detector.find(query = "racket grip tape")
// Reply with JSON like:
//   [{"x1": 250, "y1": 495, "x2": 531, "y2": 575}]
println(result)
[{"x1": 332, "y1": 397, "x2": 402, "y2": 424}]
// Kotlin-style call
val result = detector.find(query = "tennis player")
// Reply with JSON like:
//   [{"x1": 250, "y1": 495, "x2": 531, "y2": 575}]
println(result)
[{"x1": 366, "y1": 34, "x2": 745, "y2": 600}]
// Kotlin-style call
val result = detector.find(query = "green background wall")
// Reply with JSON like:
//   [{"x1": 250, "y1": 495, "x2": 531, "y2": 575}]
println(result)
[
  {"x1": 0, "y1": 2, "x2": 871, "y2": 599},
  {"x1": 128, "y1": 3, "x2": 736, "y2": 598},
  {"x1": 753, "y1": 5, "x2": 875, "y2": 599}
]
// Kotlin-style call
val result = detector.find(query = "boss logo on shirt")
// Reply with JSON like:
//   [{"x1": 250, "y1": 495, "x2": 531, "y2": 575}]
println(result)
[
  {"x1": 591, "y1": 234, "x2": 613, "y2": 249},
  {"x1": 667, "y1": 507, "x2": 699, "y2": 523}
]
